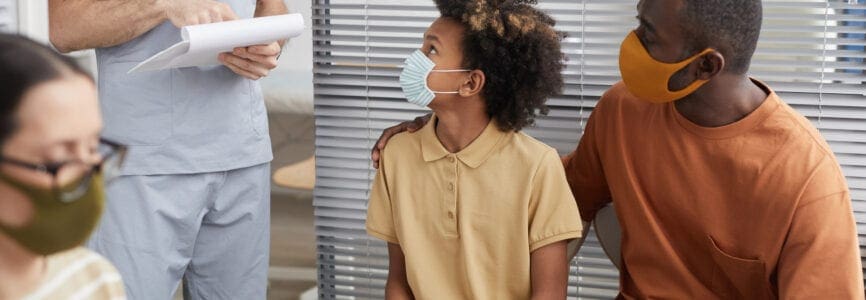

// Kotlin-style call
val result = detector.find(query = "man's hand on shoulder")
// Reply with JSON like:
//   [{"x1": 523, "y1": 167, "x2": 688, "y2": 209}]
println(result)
[{"x1": 371, "y1": 114, "x2": 431, "y2": 169}]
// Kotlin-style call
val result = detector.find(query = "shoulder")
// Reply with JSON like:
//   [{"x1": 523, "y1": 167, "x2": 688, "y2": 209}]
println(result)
[
  {"x1": 47, "y1": 247, "x2": 122, "y2": 280},
  {"x1": 33, "y1": 248, "x2": 125, "y2": 299},
  {"x1": 590, "y1": 81, "x2": 658, "y2": 124},
  {"x1": 381, "y1": 116, "x2": 435, "y2": 158},
  {"x1": 508, "y1": 132, "x2": 561, "y2": 168},
  {"x1": 383, "y1": 131, "x2": 417, "y2": 151},
  {"x1": 760, "y1": 94, "x2": 847, "y2": 202},
  {"x1": 759, "y1": 94, "x2": 836, "y2": 167},
  {"x1": 775, "y1": 97, "x2": 835, "y2": 156},
  {"x1": 381, "y1": 130, "x2": 421, "y2": 161}
]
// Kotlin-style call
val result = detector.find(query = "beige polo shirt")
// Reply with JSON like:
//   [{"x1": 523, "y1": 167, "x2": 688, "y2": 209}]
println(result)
[{"x1": 366, "y1": 115, "x2": 583, "y2": 299}]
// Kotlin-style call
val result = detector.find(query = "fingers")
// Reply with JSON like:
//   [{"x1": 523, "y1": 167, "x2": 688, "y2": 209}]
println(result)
[
  {"x1": 371, "y1": 123, "x2": 403, "y2": 168},
  {"x1": 248, "y1": 42, "x2": 282, "y2": 57},
  {"x1": 219, "y1": 44, "x2": 281, "y2": 80},
  {"x1": 168, "y1": 1, "x2": 239, "y2": 27},
  {"x1": 406, "y1": 117, "x2": 423, "y2": 132},
  {"x1": 372, "y1": 115, "x2": 429, "y2": 168},
  {"x1": 371, "y1": 149, "x2": 381, "y2": 169},
  {"x1": 217, "y1": 2, "x2": 239, "y2": 21},
  {"x1": 232, "y1": 46, "x2": 278, "y2": 69},
  {"x1": 220, "y1": 51, "x2": 275, "y2": 79},
  {"x1": 406, "y1": 114, "x2": 431, "y2": 133},
  {"x1": 376, "y1": 124, "x2": 407, "y2": 151},
  {"x1": 219, "y1": 53, "x2": 263, "y2": 80}
]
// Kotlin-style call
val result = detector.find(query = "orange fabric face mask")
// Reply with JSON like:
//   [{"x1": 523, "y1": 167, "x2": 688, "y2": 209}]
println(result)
[{"x1": 618, "y1": 31, "x2": 715, "y2": 103}]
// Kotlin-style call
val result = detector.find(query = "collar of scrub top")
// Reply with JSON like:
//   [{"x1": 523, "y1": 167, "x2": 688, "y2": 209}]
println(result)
[{"x1": 420, "y1": 113, "x2": 507, "y2": 169}]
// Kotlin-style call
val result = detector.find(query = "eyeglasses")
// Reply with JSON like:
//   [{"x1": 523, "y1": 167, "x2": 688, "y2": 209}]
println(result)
[{"x1": 0, "y1": 138, "x2": 128, "y2": 203}]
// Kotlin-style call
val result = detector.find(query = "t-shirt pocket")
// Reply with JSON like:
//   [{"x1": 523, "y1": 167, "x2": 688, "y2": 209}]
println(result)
[
  {"x1": 707, "y1": 236, "x2": 771, "y2": 299},
  {"x1": 98, "y1": 61, "x2": 173, "y2": 146}
]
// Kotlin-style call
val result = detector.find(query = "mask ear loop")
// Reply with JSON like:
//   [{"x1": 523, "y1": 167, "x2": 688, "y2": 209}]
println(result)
[
  {"x1": 662, "y1": 48, "x2": 715, "y2": 94},
  {"x1": 428, "y1": 69, "x2": 472, "y2": 94}
]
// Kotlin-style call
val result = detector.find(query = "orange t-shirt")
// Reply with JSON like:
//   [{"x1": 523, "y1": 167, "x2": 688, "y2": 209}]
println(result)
[{"x1": 564, "y1": 80, "x2": 864, "y2": 299}]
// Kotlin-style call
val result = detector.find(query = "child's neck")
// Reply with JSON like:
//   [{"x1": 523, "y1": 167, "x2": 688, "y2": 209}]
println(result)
[{"x1": 433, "y1": 107, "x2": 491, "y2": 154}]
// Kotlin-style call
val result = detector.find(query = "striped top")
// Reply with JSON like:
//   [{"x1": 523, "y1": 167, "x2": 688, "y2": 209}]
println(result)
[{"x1": 23, "y1": 247, "x2": 125, "y2": 300}]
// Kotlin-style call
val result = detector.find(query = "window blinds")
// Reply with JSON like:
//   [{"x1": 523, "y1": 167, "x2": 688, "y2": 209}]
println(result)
[
  {"x1": 312, "y1": 0, "x2": 866, "y2": 298},
  {"x1": 0, "y1": 0, "x2": 16, "y2": 33}
]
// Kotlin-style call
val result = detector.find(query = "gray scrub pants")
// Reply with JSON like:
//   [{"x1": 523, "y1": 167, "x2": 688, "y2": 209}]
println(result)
[{"x1": 87, "y1": 163, "x2": 271, "y2": 299}]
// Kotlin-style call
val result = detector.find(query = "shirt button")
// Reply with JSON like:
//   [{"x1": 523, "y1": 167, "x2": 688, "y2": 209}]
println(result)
[
  {"x1": 448, "y1": 212, "x2": 454, "y2": 218},
  {"x1": 449, "y1": 156, "x2": 455, "y2": 163},
  {"x1": 447, "y1": 183, "x2": 454, "y2": 191}
]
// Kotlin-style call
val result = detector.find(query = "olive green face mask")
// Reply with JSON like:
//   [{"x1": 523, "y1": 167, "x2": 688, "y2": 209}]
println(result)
[{"x1": 0, "y1": 172, "x2": 104, "y2": 255}]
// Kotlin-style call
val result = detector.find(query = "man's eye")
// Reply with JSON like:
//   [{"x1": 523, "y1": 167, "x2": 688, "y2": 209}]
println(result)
[{"x1": 429, "y1": 47, "x2": 438, "y2": 55}]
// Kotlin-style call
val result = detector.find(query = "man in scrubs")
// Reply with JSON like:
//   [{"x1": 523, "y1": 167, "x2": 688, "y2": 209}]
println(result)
[{"x1": 48, "y1": 0, "x2": 286, "y2": 298}]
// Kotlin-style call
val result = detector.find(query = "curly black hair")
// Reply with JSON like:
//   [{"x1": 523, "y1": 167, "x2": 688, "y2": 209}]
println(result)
[{"x1": 435, "y1": 0, "x2": 564, "y2": 132}]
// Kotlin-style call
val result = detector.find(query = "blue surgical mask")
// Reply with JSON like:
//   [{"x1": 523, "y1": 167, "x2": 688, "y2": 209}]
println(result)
[{"x1": 399, "y1": 50, "x2": 470, "y2": 107}]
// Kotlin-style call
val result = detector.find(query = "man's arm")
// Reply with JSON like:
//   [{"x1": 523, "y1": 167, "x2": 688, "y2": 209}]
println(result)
[
  {"x1": 562, "y1": 106, "x2": 612, "y2": 223},
  {"x1": 49, "y1": 0, "x2": 238, "y2": 53},
  {"x1": 385, "y1": 243, "x2": 415, "y2": 300},
  {"x1": 530, "y1": 241, "x2": 569, "y2": 300}
]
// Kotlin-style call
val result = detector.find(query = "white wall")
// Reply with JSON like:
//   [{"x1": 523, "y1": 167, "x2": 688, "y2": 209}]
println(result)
[
  {"x1": 260, "y1": 0, "x2": 314, "y2": 114},
  {"x1": 16, "y1": 0, "x2": 47, "y2": 42},
  {"x1": 280, "y1": 0, "x2": 312, "y2": 72}
]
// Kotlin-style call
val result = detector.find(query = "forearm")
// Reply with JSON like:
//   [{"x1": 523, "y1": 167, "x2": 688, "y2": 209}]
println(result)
[
  {"x1": 531, "y1": 241, "x2": 569, "y2": 300},
  {"x1": 254, "y1": 0, "x2": 289, "y2": 46},
  {"x1": 49, "y1": 0, "x2": 168, "y2": 53},
  {"x1": 254, "y1": 0, "x2": 288, "y2": 17},
  {"x1": 384, "y1": 243, "x2": 415, "y2": 300},
  {"x1": 384, "y1": 278, "x2": 414, "y2": 300}
]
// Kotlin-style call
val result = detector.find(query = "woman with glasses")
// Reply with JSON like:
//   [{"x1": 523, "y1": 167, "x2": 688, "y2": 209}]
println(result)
[{"x1": 0, "y1": 33, "x2": 127, "y2": 299}]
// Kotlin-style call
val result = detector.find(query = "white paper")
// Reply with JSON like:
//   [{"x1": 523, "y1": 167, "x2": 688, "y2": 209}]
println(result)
[{"x1": 129, "y1": 13, "x2": 305, "y2": 73}]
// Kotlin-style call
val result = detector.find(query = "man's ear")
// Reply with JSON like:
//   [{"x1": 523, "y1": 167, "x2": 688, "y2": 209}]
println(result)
[
  {"x1": 458, "y1": 69, "x2": 485, "y2": 97},
  {"x1": 695, "y1": 50, "x2": 725, "y2": 80}
]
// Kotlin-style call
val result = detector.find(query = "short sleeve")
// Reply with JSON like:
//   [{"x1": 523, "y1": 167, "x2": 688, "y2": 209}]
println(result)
[
  {"x1": 528, "y1": 148, "x2": 584, "y2": 252},
  {"x1": 366, "y1": 154, "x2": 399, "y2": 244},
  {"x1": 777, "y1": 156, "x2": 864, "y2": 298},
  {"x1": 563, "y1": 101, "x2": 612, "y2": 222}
]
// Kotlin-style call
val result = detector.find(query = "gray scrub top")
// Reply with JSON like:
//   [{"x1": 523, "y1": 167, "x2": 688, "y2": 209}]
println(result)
[{"x1": 96, "y1": 0, "x2": 273, "y2": 176}]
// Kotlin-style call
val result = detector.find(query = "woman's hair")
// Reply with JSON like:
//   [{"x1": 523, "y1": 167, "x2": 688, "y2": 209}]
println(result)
[
  {"x1": 435, "y1": 0, "x2": 565, "y2": 132},
  {"x1": 0, "y1": 33, "x2": 91, "y2": 146}
]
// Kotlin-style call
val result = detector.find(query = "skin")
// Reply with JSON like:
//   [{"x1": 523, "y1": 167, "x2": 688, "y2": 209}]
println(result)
[
  {"x1": 423, "y1": 17, "x2": 488, "y2": 154},
  {"x1": 49, "y1": 0, "x2": 288, "y2": 80},
  {"x1": 371, "y1": 0, "x2": 768, "y2": 161},
  {"x1": 636, "y1": 0, "x2": 768, "y2": 127},
  {"x1": 382, "y1": 17, "x2": 569, "y2": 300},
  {"x1": 371, "y1": 1, "x2": 768, "y2": 296},
  {"x1": 0, "y1": 74, "x2": 103, "y2": 299},
  {"x1": 385, "y1": 244, "x2": 413, "y2": 299}
]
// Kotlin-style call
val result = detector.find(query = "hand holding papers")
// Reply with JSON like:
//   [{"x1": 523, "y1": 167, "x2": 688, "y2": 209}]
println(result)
[{"x1": 129, "y1": 13, "x2": 305, "y2": 73}]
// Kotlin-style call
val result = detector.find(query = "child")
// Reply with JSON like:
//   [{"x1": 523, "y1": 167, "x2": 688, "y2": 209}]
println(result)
[{"x1": 366, "y1": 0, "x2": 583, "y2": 299}]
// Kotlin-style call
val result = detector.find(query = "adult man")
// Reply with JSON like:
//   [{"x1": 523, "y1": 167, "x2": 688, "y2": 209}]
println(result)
[
  {"x1": 373, "y1": 0, "x2": 864, "y2": 298},
  {"x1": 49, "y1": 0, "x2": 286, "y2": 298}
]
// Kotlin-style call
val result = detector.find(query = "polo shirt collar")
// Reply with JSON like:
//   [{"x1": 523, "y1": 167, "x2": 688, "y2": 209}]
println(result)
[{"x1": 420, "y1": 114, "x2": 506, "y2": 168}]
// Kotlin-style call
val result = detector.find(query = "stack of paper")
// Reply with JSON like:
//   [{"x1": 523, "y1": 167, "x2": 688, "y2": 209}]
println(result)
[{"x1": 129, "y1": 13, "x2": 305, "y2": 73}]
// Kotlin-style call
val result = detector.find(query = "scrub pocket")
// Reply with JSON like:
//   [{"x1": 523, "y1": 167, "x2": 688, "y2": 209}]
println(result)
[{"x1": 99, "y1": 61, "x2": 173, "y2": 146}]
